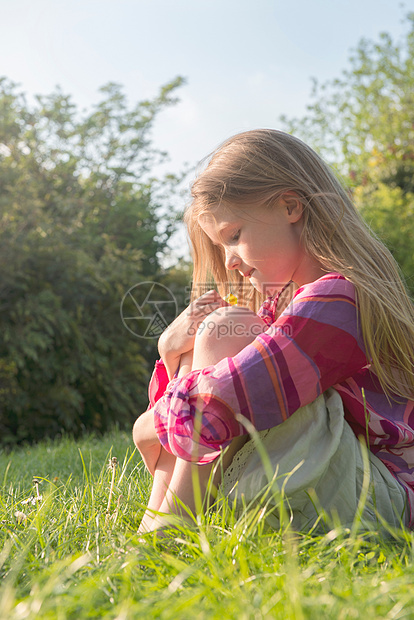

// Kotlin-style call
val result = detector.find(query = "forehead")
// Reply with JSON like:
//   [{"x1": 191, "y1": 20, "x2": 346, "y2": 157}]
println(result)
[
  {"x1": 199, "y1": 209, "x2": 241, "y2": 241},
  {"x1": 199, "y1": 209, "x2": 240, "y2": 228}
]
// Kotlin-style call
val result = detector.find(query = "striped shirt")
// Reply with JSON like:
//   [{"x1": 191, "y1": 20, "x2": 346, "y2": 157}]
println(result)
[{"x1": 149, "y1": 272, "x2": 414, "y2": 526}]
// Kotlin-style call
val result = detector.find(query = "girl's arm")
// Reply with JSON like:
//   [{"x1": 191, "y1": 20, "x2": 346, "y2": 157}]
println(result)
[
  {"x1": 153, "y1": 273, "x2": 368, "y2": 464},
  {"x1": 158, "y1": 289, "x2": 228, "y2": 379},
  {"x1": 137, "y1": 351, "x2": 195, "y2": 475},
  {"x1": 135, "y1": 292, "x2": 229, "y2": 472}
]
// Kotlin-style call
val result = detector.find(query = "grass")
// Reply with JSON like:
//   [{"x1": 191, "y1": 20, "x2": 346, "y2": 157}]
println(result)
[{"x1": 1, "y1": 429, "x2": 414, "y2": 618}]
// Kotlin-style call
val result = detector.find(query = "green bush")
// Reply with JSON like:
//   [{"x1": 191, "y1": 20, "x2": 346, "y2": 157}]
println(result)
[{"x1": 0, "y1": 78, "x2": 185, "y2": 444}]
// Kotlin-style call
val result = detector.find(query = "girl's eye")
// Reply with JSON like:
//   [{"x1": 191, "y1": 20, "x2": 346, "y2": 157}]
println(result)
[{"x1": 230, "y1": 230, "x2": 240, "y2": 243}]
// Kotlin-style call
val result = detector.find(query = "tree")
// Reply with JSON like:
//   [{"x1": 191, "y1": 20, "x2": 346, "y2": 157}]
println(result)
[
  {"x1": 281, "y1": 13, "x2": 414, "y2": 291},
  {"x1": 0, "y1": 77, "x2": 185, "y2": 444}
]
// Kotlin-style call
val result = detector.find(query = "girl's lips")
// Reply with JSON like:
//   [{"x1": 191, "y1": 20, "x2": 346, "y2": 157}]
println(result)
[{"x1": 242, "y1": 269, "x2": 255, "y2": 278}]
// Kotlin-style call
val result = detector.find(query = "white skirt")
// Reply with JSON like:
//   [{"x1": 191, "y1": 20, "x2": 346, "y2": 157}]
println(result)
[{"x1": 220, "y1": 389, "x2": 408, "y2": 534}]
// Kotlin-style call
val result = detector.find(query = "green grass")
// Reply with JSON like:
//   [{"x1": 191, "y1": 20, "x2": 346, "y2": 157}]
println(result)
[{"x1": 1, "y1": 430, "x2": 414, "y2": 619}]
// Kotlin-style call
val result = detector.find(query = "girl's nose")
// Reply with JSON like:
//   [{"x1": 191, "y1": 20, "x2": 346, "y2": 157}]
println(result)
[{"x1": 224, "y1": 249, "x2": 241, "y2": 270}]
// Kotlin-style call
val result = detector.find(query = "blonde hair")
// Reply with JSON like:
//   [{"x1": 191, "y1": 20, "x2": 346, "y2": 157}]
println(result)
[{"x1": 185, "y1": 129, "x2": 414, "y2": 399}]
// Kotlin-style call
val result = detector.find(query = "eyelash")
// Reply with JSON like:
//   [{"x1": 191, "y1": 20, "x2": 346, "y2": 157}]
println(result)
[{"x1": 214, "y1": 229, "x2": 240, "y2": 249}]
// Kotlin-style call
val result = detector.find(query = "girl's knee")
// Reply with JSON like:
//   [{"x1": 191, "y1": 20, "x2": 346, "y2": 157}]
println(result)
[
  {"x1": 196, "y1": 305, "x2": 265, "y2": 344},
  {"x1": 132, "y1": 417, "x2": 140, "y2": 449},
  {"x1": 132, "y1": 417, "x2": 145, "y2": 452},
  {"x1": 193, "y1": 306, "x2": 266, "y2": 365}
]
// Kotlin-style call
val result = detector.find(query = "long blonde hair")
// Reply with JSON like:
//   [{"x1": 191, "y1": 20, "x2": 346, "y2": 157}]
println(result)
[{"x1": 184, "y1": 129, "x2": 414, "y2": 399}]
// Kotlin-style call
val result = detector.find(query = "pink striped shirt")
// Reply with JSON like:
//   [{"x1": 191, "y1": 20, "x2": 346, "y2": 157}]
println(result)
[{"x1": 149, "y1": 273, "x2": 414, "y2": 526}]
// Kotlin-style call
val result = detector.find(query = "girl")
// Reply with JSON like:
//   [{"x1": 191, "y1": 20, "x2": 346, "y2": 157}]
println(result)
[{"x1": 133, "y1": 129, "x2": 414, "y2": 534}]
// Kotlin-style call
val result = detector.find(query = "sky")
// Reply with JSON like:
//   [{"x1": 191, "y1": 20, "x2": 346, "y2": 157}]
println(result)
[{"x1": 0, "y1": 0, "x2": 411, "y2": 256}]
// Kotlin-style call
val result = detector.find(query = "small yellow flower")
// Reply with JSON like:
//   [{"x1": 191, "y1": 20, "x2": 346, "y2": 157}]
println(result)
[{"x1": 225, "y1": 293, "x2": 238, "y2": 306}]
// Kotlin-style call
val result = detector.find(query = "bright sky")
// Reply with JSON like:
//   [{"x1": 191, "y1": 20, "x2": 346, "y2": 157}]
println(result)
[{"x1": 1, "y1": 0, "x2": 410, "y2": 179}]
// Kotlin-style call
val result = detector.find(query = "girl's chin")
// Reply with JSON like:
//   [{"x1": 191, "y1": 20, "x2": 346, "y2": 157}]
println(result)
[
  {"x1": 249, "y1": 279, "x2": 262, "y2": 294},
  {"x1": 250, "y1": 274, "x2": 288, "y2": 297},
  {"x1": 256, "y1": 282, "x2": 287, "y2": 297}
]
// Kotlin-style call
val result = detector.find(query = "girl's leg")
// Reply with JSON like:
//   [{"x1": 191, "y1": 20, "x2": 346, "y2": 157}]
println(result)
[
  {"x1": 138, "y1": 307, "x2": 266, "y2": 532},
  {"x1": 138, "y1": 350, "x2": 194, "y2": 533},
  {"x1": 140, "y1": 306, "x2": 267, "y2": 531},
  {"x1": 138, "y1": 447, "x2": 181, "y2": 532}
]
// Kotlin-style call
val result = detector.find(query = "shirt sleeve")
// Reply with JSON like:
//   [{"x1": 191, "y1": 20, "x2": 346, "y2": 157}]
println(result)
[
  {"x1": 148, "y1": 359, "x2": 170, "y2": 407},
  {"x1": 153, "y1": 273, "x2": 368, "y2": 463}
]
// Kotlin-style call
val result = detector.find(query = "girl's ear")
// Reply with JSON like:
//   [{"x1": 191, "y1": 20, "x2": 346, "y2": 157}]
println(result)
[{"x1": 280, "y1": 192, "x2": 303, "y2": 223}]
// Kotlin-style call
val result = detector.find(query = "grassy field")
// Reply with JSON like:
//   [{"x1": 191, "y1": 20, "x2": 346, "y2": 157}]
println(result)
[{"x1": 1, "y1": 429, "x2": 414, "y2": 619}]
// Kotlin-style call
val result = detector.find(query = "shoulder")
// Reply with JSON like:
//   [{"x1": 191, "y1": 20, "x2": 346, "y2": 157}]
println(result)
[
  {"x1": 259, "y1": 272, "x2": 357, "y2": 325},
  {"x1": 280, "y1": 272, "x2": 361, "y2": 339},
  {"x1": 292, "y1": 272, "x2": 356, "y2": 306}
]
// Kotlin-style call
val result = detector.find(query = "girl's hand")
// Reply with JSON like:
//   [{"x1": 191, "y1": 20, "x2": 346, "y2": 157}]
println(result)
[{"x1": 158, "y1": 289, "x2": 227, "y2": 378}]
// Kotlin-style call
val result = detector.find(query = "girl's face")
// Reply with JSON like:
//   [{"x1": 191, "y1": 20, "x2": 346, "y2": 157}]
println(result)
[{"x1": 199, "y1": 197, "x2": 324, "y2": 296}]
